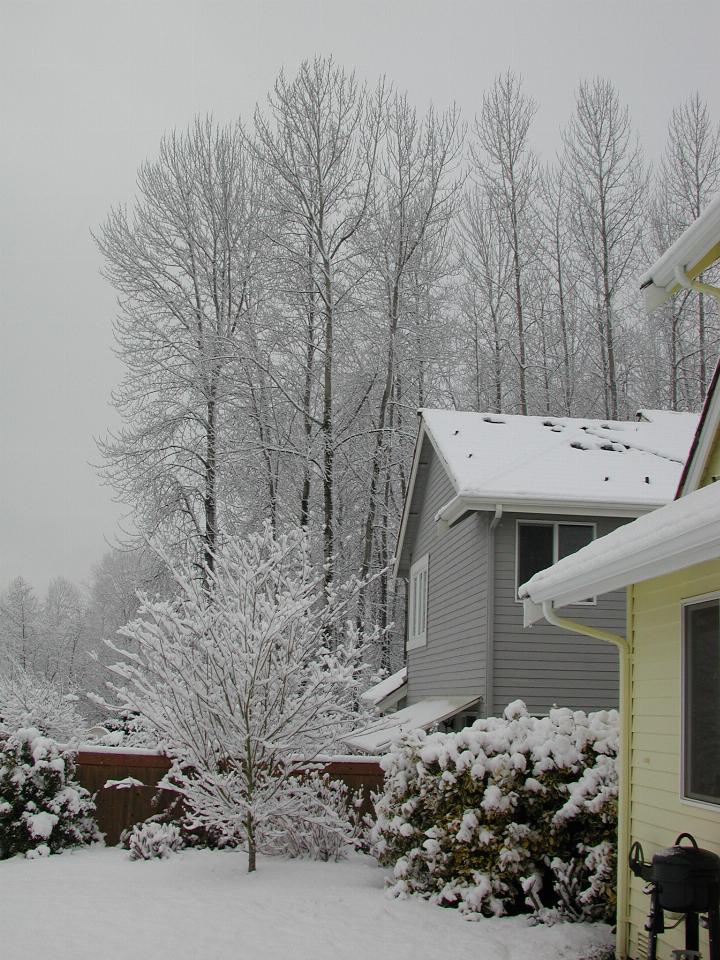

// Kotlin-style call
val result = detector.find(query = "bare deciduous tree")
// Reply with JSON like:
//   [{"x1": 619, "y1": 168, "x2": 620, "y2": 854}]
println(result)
[
  {"x1": 96, "y1": 118, "x2": 267, "y2": 579},
  {"x1": 563, "y1": 78, "x2": 648, "y2": 420}
]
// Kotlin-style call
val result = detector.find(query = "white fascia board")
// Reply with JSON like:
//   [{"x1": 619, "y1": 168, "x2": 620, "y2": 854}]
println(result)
[
  {"x1": 435, "y1": 494, "x2": 660, "y2": 526},
  {"x1": 521, "y1": 527, "x2": 720, "y2": 612},
  {"x1": 640, "y1": 192, "x2": 720, "y2": 311},
  {"x1": 680, "y1": 388, "x2": 720, "y2": 495},
  {"x1": 392, "y1": 420, "x2": 429, "y2": 580}
]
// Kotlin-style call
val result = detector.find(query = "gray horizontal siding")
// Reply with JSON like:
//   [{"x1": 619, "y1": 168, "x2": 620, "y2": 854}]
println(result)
[
  {"x1": 406, "y1": 439, "x2": 487, "y2": 704},
  {"x1": 492, "y1": 512, "x2": 627, "y2": 715}
]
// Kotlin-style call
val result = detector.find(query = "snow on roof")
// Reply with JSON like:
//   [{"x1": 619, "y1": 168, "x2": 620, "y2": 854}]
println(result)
[
  {"x1": 639, "y1": 191, "x2": 720, "y2": 312},
  {"x1": 520, "y1": 479, "x2": 720, "y2": 617},
  {"x1": 421, "y1": 408, "x2": 698, "y2": 511},
  {"x1": 359, "y1": 667, "x2": 407, "y2": 708},
  {"x1": 343, "y1": 696, "x2": 478, "y2": 753}
]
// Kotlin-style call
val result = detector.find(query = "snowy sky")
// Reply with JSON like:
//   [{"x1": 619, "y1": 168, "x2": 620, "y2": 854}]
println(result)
[{"x1": 1, "y1": 0, "x2": 719, "y2": 592}]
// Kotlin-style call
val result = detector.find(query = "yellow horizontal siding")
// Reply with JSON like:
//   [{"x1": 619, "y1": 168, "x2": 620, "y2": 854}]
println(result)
[
  {"x1": 700, "y1": 443, "x2": 720, "y2": 487},
  {"x1": 622, "y1": 557, "x2": 720, "y2": 959}
]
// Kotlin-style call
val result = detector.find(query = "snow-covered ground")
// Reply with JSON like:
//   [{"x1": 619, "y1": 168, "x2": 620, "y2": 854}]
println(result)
[{"x1": 2, "y1": 846, "x2": 613, "y2": 960}]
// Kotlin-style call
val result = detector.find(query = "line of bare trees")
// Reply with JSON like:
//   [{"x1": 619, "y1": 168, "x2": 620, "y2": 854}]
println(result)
[{"x1": 92, "y1": 59, "x2": 719, "y2": 668}]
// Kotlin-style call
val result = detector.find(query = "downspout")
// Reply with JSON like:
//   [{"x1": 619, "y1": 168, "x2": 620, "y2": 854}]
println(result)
[
  {"x1": 484, "y1": 505, "x2": 503, "y2": 717},
  {"x1": 674, "y1": 264, "x2": 720, "y2": 300},
  {"x1": 540, "y1": 600, "x2": 632, "y2": 960}
]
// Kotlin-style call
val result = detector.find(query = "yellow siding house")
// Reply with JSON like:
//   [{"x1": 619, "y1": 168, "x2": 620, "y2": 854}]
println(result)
[{"x1": 520, "y1": 193, "x2": 720, "y2": 960}]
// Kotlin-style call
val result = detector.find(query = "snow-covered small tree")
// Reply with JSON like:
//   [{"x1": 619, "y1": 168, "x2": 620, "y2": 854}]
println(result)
[
  {"x1": 104, "y1": 525, "x2": 377, "y2": 872},
  {"x1": 0, "y1": 665, "x2": 86, "y2": 741},
  {"x1": 0, "y1": 728, "x2": 99, "y2": 859}
]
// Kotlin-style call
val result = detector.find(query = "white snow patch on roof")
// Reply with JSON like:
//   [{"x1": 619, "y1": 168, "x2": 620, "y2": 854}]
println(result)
[
  {"x1": 344, "y1": 696, "x2": 478, "y2": 753},
  {"x1": 519, "y1": 479, "x2": 720, "y2": 609},
  {"x1": 360, "y1": 667, "x2": 407, "y2": 707},
  {"x1": 421, "y1": 409, "x2": 698, "y2": 508}
]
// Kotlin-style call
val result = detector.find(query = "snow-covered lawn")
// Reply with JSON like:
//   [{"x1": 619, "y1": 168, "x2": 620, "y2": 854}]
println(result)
[{"x1": 2, "y1": 846, "x2": 613, "y2": 960}]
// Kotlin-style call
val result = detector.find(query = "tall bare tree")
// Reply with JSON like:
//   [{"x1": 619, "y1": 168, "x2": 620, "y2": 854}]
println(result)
[
  {"x1": 563, "y1": 78, "x2": 648, "y2": 420},
  {"x1": 253, "y1": 57, "x2": 384, "y2": 591},
  {"x1": 96, "y1": 118, "x2": 267, "y2": 579},
  {"x1": 357, "y1": 95, "x2": 463, "y2": 630},
  {"x1": 471, "y1": 71, "x2": 539, "y2": 414}
]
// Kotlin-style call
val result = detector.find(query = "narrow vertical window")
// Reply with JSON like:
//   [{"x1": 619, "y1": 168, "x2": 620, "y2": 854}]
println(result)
[
  {"x1": 683, "y1": 597, "x2": 720, "y2": 806},
  {"x1": 408, "y1": 555, "x2": 429, "y2": 650}
]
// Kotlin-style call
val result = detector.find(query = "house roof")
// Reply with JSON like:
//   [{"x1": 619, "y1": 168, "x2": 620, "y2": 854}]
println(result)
[
  {"x1": 640, "y1": 190, "x2": 720, "y2": 311},
  {"x1": 421, "y1": 408, "x2": 696, "y2": 511},
  {"x1": 359, "y1": 667, "x2": 407, "y2": 709},
  {"x1": 344, "y1": 695, "x2": 479, "y2": 753},
  {"x1": 519, "y1": 192, "x2": 720, "y2": 626},
  {"x1": 393, "y1": 408, "x2": 698, "y2": 578},
  {"x1": 519, "y1": 479, "x2": 720, "y2": 621}
]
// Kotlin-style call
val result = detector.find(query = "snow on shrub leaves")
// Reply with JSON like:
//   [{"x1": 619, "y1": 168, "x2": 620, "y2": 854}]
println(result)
[
  {"x1": 0, "y1": 728, "x2": 99, "y2": 859},
  {"x1": 370, "y1": 701, "x2": 617, "y2": 922},
  {"x1": 126, "y1": 821, "x2": 183, "y2": 860}
]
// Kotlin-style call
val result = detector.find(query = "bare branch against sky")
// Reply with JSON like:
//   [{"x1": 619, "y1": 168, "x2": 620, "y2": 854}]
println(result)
[{"x1": 1, "y1": 0, "x2": 719, "y2": 589}]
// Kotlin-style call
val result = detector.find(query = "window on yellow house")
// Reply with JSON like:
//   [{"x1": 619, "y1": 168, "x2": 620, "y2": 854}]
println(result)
[{"x1": 683, "y1": 596, "x2": 720, "y2": 807}]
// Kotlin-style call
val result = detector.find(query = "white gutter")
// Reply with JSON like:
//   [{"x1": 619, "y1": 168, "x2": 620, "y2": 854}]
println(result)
[{"x1": 436, "y1": 493, "x2": 661, "y2": 528}]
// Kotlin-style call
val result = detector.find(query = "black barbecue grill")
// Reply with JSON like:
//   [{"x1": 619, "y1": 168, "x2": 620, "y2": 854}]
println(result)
[{"x1": 629, "y1": 833, "x2": 720, "y2": 960}]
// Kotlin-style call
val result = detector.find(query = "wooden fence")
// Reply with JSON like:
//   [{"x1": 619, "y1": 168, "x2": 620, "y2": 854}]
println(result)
[{"x1": 74, "y1": 748, "x2": 384, "y2": 846}]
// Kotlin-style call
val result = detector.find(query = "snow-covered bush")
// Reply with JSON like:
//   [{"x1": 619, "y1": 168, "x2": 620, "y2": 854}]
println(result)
[
  {"x1": 104, "y1": 525, "x2": 379, "y2": 872},
  {"x1": 0, "y1": 666, "x2": 86, "y2": 741},
  {"x1": 269, "y1": 771, "x2": 364, "y2": 862},
  {"x1": 370, "y1": 701, "x2": 618, "y2": 922},
  {"x1": 0, "y1": 727, "x2": 99, "y2": 859},
  {"x1": 126, "y1": 820, "x2": 183, "y2": 860}
]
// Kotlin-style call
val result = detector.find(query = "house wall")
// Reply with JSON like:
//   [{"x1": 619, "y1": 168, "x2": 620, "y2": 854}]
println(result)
[
  {"x1": 700, "y1": 442, "x2": 720, "y2": 487},
  {"x1": 403, "y1": 439, "x2": 629, "y2": 716},
  {"x1": 405, "y1": 441, "x2": 488, "y2": 706},
  {"x1": 623, "y1": 558, "x2": 720, "y2": 960},
  {"x1": 491, "y1": 513, "x2": 628, "y2": 716}
]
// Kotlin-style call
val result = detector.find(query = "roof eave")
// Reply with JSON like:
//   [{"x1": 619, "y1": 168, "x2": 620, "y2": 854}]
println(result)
[
  {"x1": 436, "y1": 493, "x2": 664, "y2": 525},
  {"x1": 640, "y1": 191, "x2": 720, "y2": 311}
]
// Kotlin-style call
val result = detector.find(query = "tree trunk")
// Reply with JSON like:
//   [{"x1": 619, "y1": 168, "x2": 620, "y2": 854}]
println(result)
[{"x1": 204, "y1": 388, "x2": 218, "y2": 584}]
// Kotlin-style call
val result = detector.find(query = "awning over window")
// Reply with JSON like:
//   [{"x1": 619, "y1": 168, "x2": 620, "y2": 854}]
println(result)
[{"x1": 344, "y1": 696, "x2": 480, "y2": 754}]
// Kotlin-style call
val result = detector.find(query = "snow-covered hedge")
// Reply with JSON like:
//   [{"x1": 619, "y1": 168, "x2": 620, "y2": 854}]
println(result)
[
  {"x1": 370, "y1": 701, "x2": 618, "y2": 922},
  {"x1": 0, "y1": 728, "x2": 99, "y2": 859}
]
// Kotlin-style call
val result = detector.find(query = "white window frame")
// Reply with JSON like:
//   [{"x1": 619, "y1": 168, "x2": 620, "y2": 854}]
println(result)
[
  {"x1": 680, "y1": 591, "x2": 720, "y2": 810},
  {"x1": 407, "y1": 554, "x2": 429, "y2": 651},
  {"x1": 515, "y1": 520, "x2": 597, "y2": 604}
]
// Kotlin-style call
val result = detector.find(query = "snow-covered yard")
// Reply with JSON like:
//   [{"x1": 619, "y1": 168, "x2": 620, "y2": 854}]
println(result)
[{"x1": 2, "y1": 846, "x2": 613, "y2": 960}]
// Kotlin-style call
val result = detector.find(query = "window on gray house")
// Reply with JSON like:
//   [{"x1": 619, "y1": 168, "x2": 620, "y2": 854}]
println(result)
[
  {"x1": 683, "y1": 597, "x2": 720, "y2": 806},
  {"x1": 516, "y1": 521, "x2": 595, "y2": 598}
]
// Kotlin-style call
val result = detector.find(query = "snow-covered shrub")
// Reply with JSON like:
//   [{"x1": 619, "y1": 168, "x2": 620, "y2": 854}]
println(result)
[
  {"x1": 126, "y1": 820, "x2": 183, "y2": 860},
  {"x1": 0, "y1": 666, "x2": 86, "y2": 741},
  {"x1": 370, "y1": 701, "x2": 617, "y2": 922},
  {"x1": 0, "y1": 727, "x2": 99, "y2": 859},
  {"x1": 268, "y1": 771, "x2": 364, "y2": 862},
  {"x1": 104, "y1": 525, "x2": 380, "y2": 872}
]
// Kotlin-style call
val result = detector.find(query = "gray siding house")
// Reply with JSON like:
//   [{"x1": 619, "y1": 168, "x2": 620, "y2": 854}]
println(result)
[{"x1": 347, "y1": 409, "x2": 697, "y2": 752}]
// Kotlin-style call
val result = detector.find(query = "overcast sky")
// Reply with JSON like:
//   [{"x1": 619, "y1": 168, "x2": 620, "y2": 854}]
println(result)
[{"x1": 1, "y1": 0, "x2": 719, "y2": 593}]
